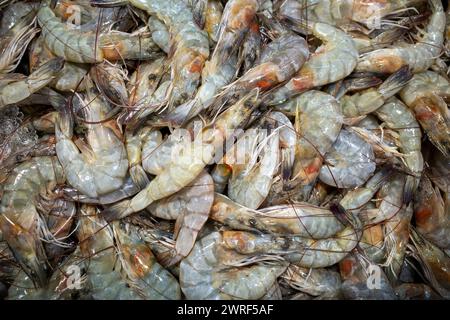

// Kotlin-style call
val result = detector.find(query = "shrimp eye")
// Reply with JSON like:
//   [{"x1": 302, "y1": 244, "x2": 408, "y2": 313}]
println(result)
[
  {"x1": 248, "y1": 218, "x2": 257, "y2": 226},
  {"x1": 148, "y1": 74, "x2": 157, "y2": 81}
]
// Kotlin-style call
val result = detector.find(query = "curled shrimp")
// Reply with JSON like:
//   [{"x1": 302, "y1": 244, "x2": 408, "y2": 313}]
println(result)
[
  {"x1": 226, "y1": 122, "x2": 280, "y2": 209},
  {"x1": 55, "y1": 77, "x2": 129, "y2": 200},
  {"x1": 319, "y1": 128, "x2": 376, "y2": 189},
  {"x1": 278, "y1": 91, "x2": 343, "y2": 187},
  {"x1": 264, "y1": 22, "x2": 358, "y2": 106},
  {"x1": 179, "y1": 231, "x2": 288, "y2": 299},
  {"x1": 0, "y1": 156, "x2": 66, "y2": 287},
  {"x1": 146, "y1": 170, "x2": 214, "y2": 266},
  {"x1": 0, "y1": 57, "x2": 64, "y2": 109},
  {"x1": 211, "y1": 193, "x2": 346, "y2": 238},
  {"x1": 356, "y1": 0, "x2": 445, "y2": 74},
  {"x1": 399, "y1": 70, "x2": 450, "y2": 156}
]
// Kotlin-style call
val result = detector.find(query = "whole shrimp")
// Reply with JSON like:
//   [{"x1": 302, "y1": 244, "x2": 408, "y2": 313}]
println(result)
[
  {"x1": 414, "y1": 175, "x2": 450, "y2": 253},
  {"x1": 319, "y1": 129, "x2": 376, "y2": 189},
  {"x1": 356, "y1": 0, "x2": 445, "y2": 74},
  {"x1": 226, "y1": 121, "x2": 280, "y2": 209},
  {"x1": 340, "y1": 66, "x2": 412, "y2": 118},
  {"x1": 399, "y1": 70, "x2": 450, "y2": 156},
  {"x1": 264, "y1": 22, "x2": 358, "y2": 106},
  {"x1": 0, "y1": 57, "x2": 64, "y2": 109},
  {"x1": 37, "y1": 4, "x2": 159, "y2": 63},
  {"x1": 276, "y1": 0, "x2": 425, "y2": 29},
  {"x1": 210, "y1": 193, "x2": 345, "y2": 238},
  {"x1": 179, "y1": 231, "x2": 288, "y2": 299},
  {"x1": 374, "y1": 97, "x2": 423, "y2": 197},
  {"x1": 93, "y1": 0, "x2": 210, "y2": 107},
  {"x1": 0, "y1": 156, "x2": 66, "y2": 287},
  {"x1": 275, "y1": 91, "x2": 343, "y2": 187},
  {"x1": 146, "y1": 170, "x2": 214, "y2": 266},
  {"x1": 55, "y1": 77, "x2": 129, "y2": 200},
  {"x1": 221, "y1": 215, "x2": 362, "y2": 268}
]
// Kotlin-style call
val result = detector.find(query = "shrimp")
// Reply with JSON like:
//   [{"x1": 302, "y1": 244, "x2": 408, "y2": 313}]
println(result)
[
  {"x1": 0, "y1": 57, "x2": 64, "y2": 109},
  {"x1": 227, "y1": 122, "x2": 280, "y2": 209},
  {"x1": 125, "y1": 127, "x2": 152, "y2": 190},
  {"x1": 210, "y1": 193, "x2": 346, "y2": 238},
  {"x1": 221, "y1": 216, "x2": 362, "y2": 268},
  {"x1": 281, "y1": 264, "x2": 342, "y2": 299},
  {"x1": 0, "y1": 9, "x2": 38, "y2": 74},
  {"x1": 55, "y1": 77, "x2": 129, "y2": 200},
  {"x1": 375, "y1": 97, "x2": 423, "y2": 197},
  {"x1": 37, "y1": 5, "x2": 160, "y2": 63},
  {"x1": 277, "y1": 0, "x2": 425, "y2": 29},
  {"x1": 339, "y1": 252, "x2": 397, "y2": 300},
  {"x1": 339, "y1": 166, "x2": 392, "y2": 216},
  {"x1": 340, "y1": 66, "x2": 412, "y2": 117},
  {"x1": 414, "y1": 175, "x2": 450, "y2": 252},
  {"x1": 146, "y1": 170, "x2": 214, "y2": 266},
  {"x1": 204, "y1": 0, "x2": 223, "y2": 43},
  {"x1": 275, "y1": 91, "x2": 343, "y2": 187},
  {"x1": 112, "y1": 221, "x2": 181, "y2": 299},
  {"x1": 165, "y1": 0, "x2": 260, "y2": 125},
  {"x1": 0, "y1": 156, "x2": 66, "y2": 287},
  {"x1": 264, "y1": 22, "x2": 358, "y2": 106},
  {"x1": 382, "y1": 202, "x2": 413, "y2": 283},
  {"x1": 399, "y1": 70, "x2": 450, "y2": 156},
  {"x1": 179, "y1": 231, "x2": 288, "y2": 299},
  {"x1": 101, "y1": 90, "x2": 258, "y2": 221},
  {"x1": 356, "y1": 0, "x2": 445, "y2": 74},
  {"x1": 93, "y1": 0, "x2": 210, "y2": 107},
  {"x1": 120, "y1": 57, "x2": 167, "y2": 122},
  {"x1": 216, "y1": 32, "x2": 309, "y2": 104},
  {"x1": 319, "y1": 129, "x2": 376, "y2": 189},
  {"x1": 361, "y1": 173, "x2": 405, "y2": 225},
  {"x1": 74, "y1": 205, "x2": 181, "y2": 300},
  {"x1": 409, "y1": 228, "x2": 450, "y2": 299}
]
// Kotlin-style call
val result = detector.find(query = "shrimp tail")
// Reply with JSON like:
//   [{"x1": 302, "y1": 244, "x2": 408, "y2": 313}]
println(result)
[
  {"x1": 129, "y1": 165, "x2": 150, "y2": 190},
  {"x1": 378, "y1": 65, "x2": 413, "y2": 98},
  {"x1": 101, "y1": 200, "x2": 134, "y2": 221},
  {"x1": 403, "y1": 175, "x2": 416, "y2": 204}
]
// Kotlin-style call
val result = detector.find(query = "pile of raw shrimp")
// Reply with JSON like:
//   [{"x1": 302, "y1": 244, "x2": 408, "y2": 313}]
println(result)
[{"x1": 0, "y1": 0, "x2": 449, "y2": 300}]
